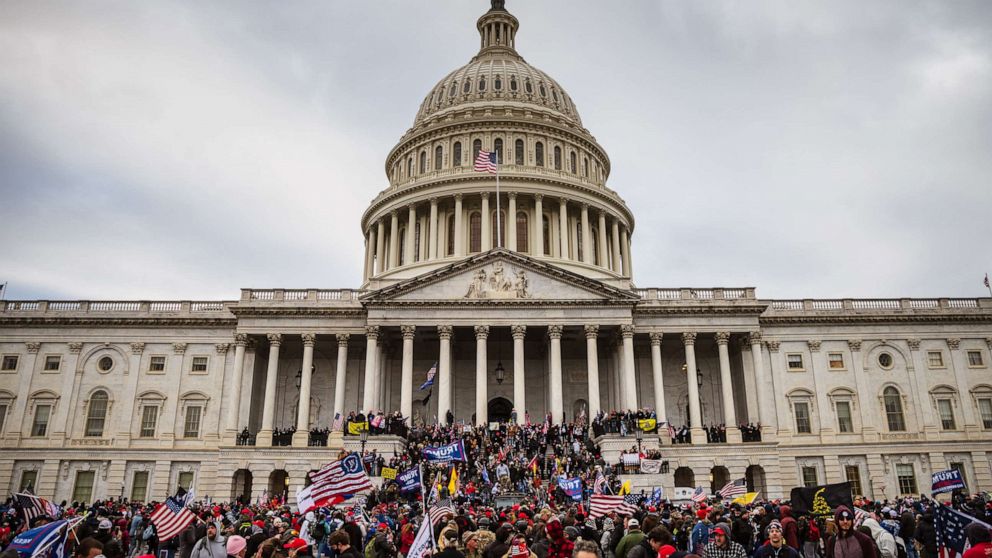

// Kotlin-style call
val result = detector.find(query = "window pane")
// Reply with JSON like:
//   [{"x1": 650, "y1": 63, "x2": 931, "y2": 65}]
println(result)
[
  {"x1": 884, "y1": 389, "x2": 906, "y2": 431},
  {"x1": 968, "y1": 351, "x2": 984, "y2": 366},
  {"x1": 178, "y1": 471, "x2": 195, "y2": 491},
  {"x1": 979, "y1": 398, "x2": 992, "y2": 429},
  {"x1": 184, "y1": 406, "x2": 202, "y2": 438},
  {"x1": 44, "y1": 356, "x2": 61, "y2": 370},
  {"x1": 453, "y1": 142, "x2": 462, "y2": 167},
  {"x1": 493, "y1": 139, "x2": 503, "y2": 165},
  {"x1": 836, "y1": 401, "x2": 853, "y2": 433},
  {"x1": 72, "y1": 471, "x2": 95, "y2": 503},
  {"x1": 473, "y1": 139, "x2": 482, "y2": 163},
  {"x1": 794, "y1": 402, "x2": 811, "y2": 434},
  {"x1": 844, "y1": 465, "x2": 862, "y2": 497},
  {"x1": 131, "y1": 471, "x2": 149, "y2": 502},
  {"x1": 896, "y1": 464, "x2": 917, "y2": 494},
  {"x1": 447, "y1": 215, "x2": 455, "y2": 256},
  {"x1": 514, "y1": 139, "x2": 524, "y2": 165},
  {"x1": 140, "y1": 406, "x2": 158, "y2": 438},
  {"x1": 191, "y1": 357, "x2": 208, "y2": 372},
  {"x1": 2, "y1": 355, "x2": 19, "y2": 370},
  {"x1": 0, "y1": 403, "x2": 7, "y2": 434},
  {"x1": 535, "y1": 142, "x2": 544, "y2": 167},
  {"x1": 938, "y1": 399, "x2": 956, "y2": 430},
  {"x1": 85, "y1": 393, "x2": 108, "y2": 437},
  {"x1": 492, "y1": 210, "x2": 505, "y2": 248},
  {"x1": 19, "y1": 470, "x2": 38, "y2": 492},
  {"x1": 801, "y1": 466, "x2": 818, "y2": 487},
  {"x1": 470, "y1": 213, "x2": 481, "y2": 253},
  {"x1": 150, "y1": 356, "x2": 166, "y2": 372},
  {"x1": 787, "y1": 354, "x2": 804, "y2": 370},
  {"x1": 828, "y1": 353, "x2": 845, "y2": 369},
  {"x1": 928, "y1": 352, "x2": 944, "y2": 367},
  {"x1": 516, "y1": 212, "x2": 529, "y2": 253},
  {"x1": 554, "y1": 146, "x2": 561, "y2": 170},
  {"x1": 32, "y1": 405, "x2": 51, "y2": 437},
  {"x1": 434, "y1": 146, "x2": 442, "y2": 170}
]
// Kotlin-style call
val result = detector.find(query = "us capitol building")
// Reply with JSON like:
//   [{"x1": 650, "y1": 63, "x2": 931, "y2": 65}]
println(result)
[{"x1": 1, "y1": 1, "x2": 990, "y2": 505}]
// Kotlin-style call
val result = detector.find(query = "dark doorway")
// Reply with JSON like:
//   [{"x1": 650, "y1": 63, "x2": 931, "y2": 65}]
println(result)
[{"x1": 488, "y1": 397, "x2": 513, "y2": 423}]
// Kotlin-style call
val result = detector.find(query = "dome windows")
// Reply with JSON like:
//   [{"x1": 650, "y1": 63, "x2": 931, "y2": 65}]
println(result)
[
  {"x1": 525, "y1": 79, "x2": 533, "y2": 94},
  {"x1": 419, "y1": 151, "x2": 427, "y2": 174},
  {"x1": 569, "y1": 152, "x2": 577, "y2": 174},
  {"x1": 514, "y1": 139, "x2": 524, "y2": 165},
  {"x1": 469, "y1": 212, "x2": 482, "y2": 253},
  {"x1": 551, "y1": 87, "x2": 559, "y2": 103},
  {"x1": 453, "y1": 142, "x2": 462, "y2": 167},
  {"x1": 450, "y1": 81, "x2": 458, "y2": 97},
  {"x1": 478, "y1": 76, "x2": 487, "y2": 92},
  {"x1": 494, "y1": 75, "x2": 502, "y2": 91},
  {"x1": 494, "y1": 138, "x2": 504, "y2": 165},
  {"x1": 554, "y1": 146, "x2": 562, "y2": 170},
  {"x1": 535, "y1": 142, "x2": 545, "y2": 167},
  {"x1": 539, "y1": 83, "x2": 547, "y2": 98},
  {"x1": 509, "y1": 76, "x2": 517, "y2": 91},
  {"x1": 434, "y1": 146, "x2": 443, "y2": 171},
  {"x1": 473, "y1": 139, "x2": 482, "y2": 163},
  {"x1": 463, "y1": 80, "x2": 471, "y2": 94},
  {"x1": 407, "y1": 157, "x2": 413, "y2": 178}
]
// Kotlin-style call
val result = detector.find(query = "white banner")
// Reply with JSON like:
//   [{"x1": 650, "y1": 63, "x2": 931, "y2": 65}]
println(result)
[
  {"x1": 640, "y1": 459, "x2": 662, "y2": 474},
  {"x1": 621, "y1": 453, "x2": 641, "y2": 466}
]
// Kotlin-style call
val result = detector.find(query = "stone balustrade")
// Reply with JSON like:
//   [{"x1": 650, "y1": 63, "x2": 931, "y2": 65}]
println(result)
[{"x1": 2, "y1": 300, "x2": 233, "y2": 315}]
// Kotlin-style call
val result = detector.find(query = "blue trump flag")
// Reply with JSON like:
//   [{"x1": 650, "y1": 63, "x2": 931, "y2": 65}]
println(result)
[
  {"x1": 422, "y1": 440, "x2": 467, "y2": 463},
  {"x1": 9, "y1": 519, "x2": 71, "y2": 558},
  {"x1": 558, "y1": 477, "x2": 584, "y2": 502},
  {"x1": 931, "y1": 469, "x2": 967, "y2": 495},
  {"x1": 397, "y1": 466, "x2": 422, "y2": 493}
]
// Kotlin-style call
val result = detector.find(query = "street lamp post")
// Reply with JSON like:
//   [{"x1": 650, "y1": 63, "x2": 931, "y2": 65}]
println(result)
[
  {"x1": 360, "y1": 428, "x2": 368, "y2": 455},
  {"x1": 635, "y1": 427, "x2": 643, "y2": 453}
]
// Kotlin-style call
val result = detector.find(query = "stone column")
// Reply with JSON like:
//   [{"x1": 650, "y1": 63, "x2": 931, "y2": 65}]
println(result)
[
  {"x1": 400, "y1": 326, "x2": 416, "y2": 424},
  {"x1": 621, "y1": 325, "x2": 638, "y2": 411},
  {"x1": 5, "y1": 343, "x2": 39, "y2": 443},
  {"x1": 597, "y1": 211, "x2": 609, "y2": 268},
  {"x1": 534, "y1": 194, "x2": 544, "y2": 256},
  {"x1": 716, "y1": 332, "x2": 742, "y2": 443},
  {"x1": 475, "y1": 326, "x2": 490, "y2": 426},
  {"x1": 808, "y1": 340, "x2": 835, "y2": 441},
  {"x1": 437, "y1": 325, "x2": 454, "y2": 422},
  {"x1": 388, "y1": 211, "x2": 400, "y2": 269},
  {"x1": 481, "y1": 192, "x2": 491, "y2": 250},
  {"x1": 946, "y1": 338, "x2": 979, "y2": 432},
  {"x1": 621, "y1": 228, "x2": 631, "y2": 277},
  {"x1": 682, "y1": 332, "x2": 705, "y2": 444},
  {"x1": 907, "y1": 338, "x2": 938, "y2": 435},
  {"x1": 507, "y1": 192, "x2": 517, "y2": 251},
  {"x1": 649, "y1": 333, "x2": 668, "y2": 431},
  {"x1": 428, "y1": 197, "x2": 439, "y2": 260},
  {"x1": 580, "y1": 204, "x2": 592, "y2": 264},
  {"x1": 224, "y1": 334, "x2": 248, "y2": 441},
  {"x1": 847, "y1": 340, "x2": 876, "y2": 441},
  {"x1": 453, "y1": 194, "x2": 464, "y2": 256},
  {"x1": 748, "y1": 332, "x2": 775, "y2": 437},
  {"x1": 611, "y1": 220, "x2": 622, "y2": 273},
  {"x1": 257, "y1": 334, "x2": 282, "y2": 447},
  {"x1": 331, "y1": 334, "x2": 350, "y2": 434},
  {"x1": 558, "y1": 198, "x2": 569, "y2": 259},
  {"x1": 585, "y1": 325, "x2": 601, "y2": 418},
  {"x1": 405, "y1": 205, "x2": 417, "y2": 265},
  {"x1": 548, "y1": 325, "x2": 564, "y2": 423},
  {"x1": 292, "y1": 334, "x2": 316, "y2": 446},
  {"x1": 362, "y1": 326, "x2": 379, "y2": 413},
  {"x1": 512, "y1": 325, "x2": 526, "y2": 423},
  {"x1": 375, "y1": 219, "x2": 386, "y2": 274},
  {"x1": 363, "y1": 231, "x2": 374, "y2": 282}
]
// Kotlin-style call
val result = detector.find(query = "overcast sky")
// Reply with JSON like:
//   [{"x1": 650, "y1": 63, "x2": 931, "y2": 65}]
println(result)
[{"x1": 1, "y1": 1, "x2": 990, "y2": 301}]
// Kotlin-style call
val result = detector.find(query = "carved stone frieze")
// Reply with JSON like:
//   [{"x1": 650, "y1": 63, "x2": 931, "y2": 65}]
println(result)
[{"x1": 464, "y1": 261, "x2": 529, "y2": 299}]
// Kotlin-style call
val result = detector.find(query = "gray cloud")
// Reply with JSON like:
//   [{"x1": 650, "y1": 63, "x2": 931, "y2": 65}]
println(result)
[{"x1": 0, "y1": 0, "x2": 989, "y2": 301}]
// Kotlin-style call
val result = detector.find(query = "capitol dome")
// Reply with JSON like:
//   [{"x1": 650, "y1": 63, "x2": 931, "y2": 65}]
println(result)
[{"x1": 361, "y1": 0, "x2": 635, "y2": 289}]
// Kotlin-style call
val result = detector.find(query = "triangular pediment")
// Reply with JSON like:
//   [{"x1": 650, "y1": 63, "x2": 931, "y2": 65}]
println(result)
[{"x1": 361, "y1": 249, "x2": 640, "y2": 305}]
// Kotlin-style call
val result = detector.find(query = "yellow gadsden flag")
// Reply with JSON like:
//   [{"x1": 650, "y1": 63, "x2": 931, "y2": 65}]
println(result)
[
  {"x1": 347, "y1": 421, "x2": 368, "y2": 435},
  {"x1": 618, "y1": 480, "x2": 632, "y2": 496},
  {"x1": 731, "y1": 492, "x2": 760, "y2": 506},
  {"x1": 637, "y1": 418, "x2": 657, "y2": 432},
  {"x1": 448, "y1": 465, "x2": 459, "y2": 495}
]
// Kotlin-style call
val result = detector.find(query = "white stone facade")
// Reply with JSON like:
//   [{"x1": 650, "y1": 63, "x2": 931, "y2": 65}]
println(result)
[{"x1": 1, "y1": 1, "x2": 991, "y2": 504}]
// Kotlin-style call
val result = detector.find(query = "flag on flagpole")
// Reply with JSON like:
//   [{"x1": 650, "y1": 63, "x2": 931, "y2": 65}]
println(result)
[
  {"x1": 718, "y1": 478, "x2": 747, "y2": 499},
  {"x1": 447, "y1": 465, "x2": 459, "y2": 496},
  {"x1": 428, "y1": 498, "x2": 455, "y2": 525},
  {"x1": 589, "y1": 495, "x2": 638, "y2": 518},
  {"x1": 731, "y1": 492, "x2": 760, "y2": 506},
  {"x1": 985, "y1": 273, "x2": 990, "y2": 289},
  {"x1": 406, "y1": 515, "x2": 436, "y2": 558},
  {"x1": 528, "y1": 455, "x2": 538, "y2": 475},
  {"x1": 690, "y1": 486, "x2": 708, "y2": 503},
  {"x1": 149, "y1": 493, "x2": 196, "y2": 542},
  {"x1": 933, "y1": 499, "x2": 990, "y2": 558},
  {"x1": 474, "y1": 150, "x2": 498, "y2": 174},
  {"x1": 420, "y1": 362, "x2": 438, "y2": 391},
  {"x1": 593, "y1": 472, "x2": 607, "y2": 495},
  {"x1": 308, "y1": 453, "x2": 374, "y2": 507},
  {"x1": 618, "y1": 480, "x2": 632, "y2": 496},
  {"x1": 15, "y1": 493, "x2": 62, "y2": 523}
]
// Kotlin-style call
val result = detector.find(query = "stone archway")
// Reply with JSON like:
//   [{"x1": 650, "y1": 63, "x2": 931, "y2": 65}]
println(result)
[
  {"x1": 268, "y1": 470, "x2": 289, "y2": 500},
  {"x1": 674, "y1": 467, "x2": 694, "y2": 488},
  {"x1": 488, "y1": 397, "x2": 513, "y2": 423},
  {"x1": 572, "y1": 399, "x2": 588, "y2": 422},
  {"x1": 746, "y1": 465, "x2": 767, "y2": 495},
  {"x1": 711, "y1": 466, "x2": 730, "y2": 494},
  {"x1": 231, "y1": 469, "x2": 253, "y2": 503}
]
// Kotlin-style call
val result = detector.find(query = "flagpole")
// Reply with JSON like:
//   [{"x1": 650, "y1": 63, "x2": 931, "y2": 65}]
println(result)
[
  {"x1": 495, "y1": 152, "x2": 502, "y2": 248},
  {"x1": 986, "y1": 273, "x2": 991, "y2": 298}
]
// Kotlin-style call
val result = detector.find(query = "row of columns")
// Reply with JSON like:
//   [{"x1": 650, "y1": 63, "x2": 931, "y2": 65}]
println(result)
[{"x1": 363, "y1": 193, "x2": 633, "y2": 280}]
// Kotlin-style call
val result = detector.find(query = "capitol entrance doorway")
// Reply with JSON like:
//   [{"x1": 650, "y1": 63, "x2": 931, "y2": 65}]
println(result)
[{"x1": 488, "y1": 397, "x2": 513, "y2": 423}]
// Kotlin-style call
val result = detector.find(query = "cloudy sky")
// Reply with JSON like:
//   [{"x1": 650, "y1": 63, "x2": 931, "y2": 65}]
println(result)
[{"x1": 1, "y1": 1, "x2": 990, "y2": 301}]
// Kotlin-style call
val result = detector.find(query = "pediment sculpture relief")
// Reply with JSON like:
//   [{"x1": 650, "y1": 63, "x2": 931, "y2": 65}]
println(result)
[{"x1": 465, "y1": 262, "x2": 530, "y2": 299}]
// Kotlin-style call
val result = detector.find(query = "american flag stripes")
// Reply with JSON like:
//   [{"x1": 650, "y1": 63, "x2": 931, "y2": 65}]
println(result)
[
  {"x1": 690, "y1": 486, "x2": 708, "y2": 503},
  {"x1": 15, "y1": 493, "x2": 61, "y2": 523},
  {"x1": 934, "y1": 501, "x2": 990, "y2": 558},
  {"x1": 420, "y1": 362, "x2": 438, "y2": 391},
  {"x1": 309, "y1": 453, "x2": 374, "y2": 505},
  {"x1": 589, "y1": 494, "x2": 638, "y2": 518},
  {"x1": 428, "y1": 498, "x2": 455, "y2": 525},
  {"x1": 593, "y1": 472, "x2": 607, "y2": 495},
  {"x1": 474, "y1": 150, "x2": 498, "y2": 174},
  {"x1": 149, "y1": 495, "x2": 196, "y2": 542},
  {"x1": 718, "y1": 478, "x2": 747, "y2": 499}
]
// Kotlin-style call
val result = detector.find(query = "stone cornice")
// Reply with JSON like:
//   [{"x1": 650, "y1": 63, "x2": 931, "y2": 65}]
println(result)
[
  {"x1": 0, "y1": 316, "x2": 237, "y2": 328},
  {"x1": 634, "y1": 303, "x2": 768, "y2": 317},
  {"x1": 228, "y1": 307, "x2": 366, "y2": 319}
]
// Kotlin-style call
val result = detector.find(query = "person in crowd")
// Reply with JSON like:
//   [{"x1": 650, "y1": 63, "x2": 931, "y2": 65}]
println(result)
[
  {"x1": 329, "y1": 530, "x2": 363, "y2": 558},
  {"x1": 825, "y1": 506, "x2": 877, "y2": 558},
  {"x1": 228, "y1": 535, "x2": 248, "y2": 558},
  {"x1": 701, "y1": 524, "x2": 746, "y2": 558},
  {"x1": 753, "y1": 521, "x2": 800, "y2": 558},
  {"x1": 192, "y1": 520, "x2": 228, "y2": 558}
]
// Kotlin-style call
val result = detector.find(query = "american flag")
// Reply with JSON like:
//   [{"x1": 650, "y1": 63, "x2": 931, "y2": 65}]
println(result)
[
  {"x1": 718, "y1": 478, "x2": 747, "y2": 499},
  {"x1": 428, "y1": 498, "x2": 455, "y2": 525},
  {"x1": 690, "y1": 486, "x2": 708, "y2": 503},
  {"x1": 934, "y1": 501, "x2": 989, "y2": 558},
  {"x1": 15, "y1": 493, "x2": 61, "y2": 523},
  {"x1": 985, "y1": 274, "x2": 990, "y2": 289},
  {"x1": 474, "y1": 150, "x2": 498, "y2": 174},
  {"x1": 593, "y1": 472, "x2": 607, "y2": 495},
  {"x1": 309, "y1": 453, "x2": 374, "y2": 504},
  {"x1": 149, "y1": 494, "x2": 196, "y2": 542},
  {"x1": 589, "y1": 494, "x2": 638, "y2": 518}
]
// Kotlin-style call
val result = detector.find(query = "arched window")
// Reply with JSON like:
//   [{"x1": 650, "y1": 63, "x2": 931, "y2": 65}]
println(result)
[
  {"x1": 583, "y1": 157, "x2": 589, "y2": 177},
  {"x1": 554, "y1": 146, "x2": 562, "y2": 170},
  {"x1": 492, "y1": 210, "x2": 505, "y2": 248},
  {"x1": 883, "y1": 387, "x2": 906, "y2": 431},
  {"x1": 463, "y1": 80, "x2": 471, "y2": 94},
  {"x1": 510, "y1": 76, "x2": 518, "y2": 91},
  {"x1": 419, "y1": 151, "x2": 427, "y2": 174},
  {"x1": 576, "y1": 223, "x2": 583, "y2": 261},
  {"x1": 434, "y1": 146, "x2": 443, "y2": 170},
  {"x1": 494, "y1": 75, "x2": 502, "y2": 90},
  {"x1": 407, "y1": 157, "x2": 413, "y2": 178},
  {"x1": 542, "y1": 214, "x2": 551, "y2": 255},
  {"x1": 473, "y1": 139, "x2": 482, "y2": 163},
  {"x1": 453, "y1": 142, "x2": 462, "y2": 167},
  {"x1": 535, "y1": 142, "x2": 545, "y2": 167},
  {"x1": 450, "y1": 81, "x2": 458, "y2": 97},
  {"x1": 478, "y1": 76, "x2": 486, "y2": 91},
  {"x1": 414, "y1": 221, "x2": 421, "y2": 261},
  {"x1": 590, "y1": 227, "x2": 598, "y2": 263},
  {"x1": 447, "y1": 215, "x2": 456, "y2": 256},
  {"x1": 539, "y1": 83, "x2": 547, "y2": 97},
  {"x1": 551, "y1": 88, "x2": 559, "y2": 103},
  {"x1": 494, "y1": 138, "x2": 504, "y2": 165},
  {"x1": 525, "y1": 79, "x2": 533, "y2": 94},
  {"x1": 469, "y1": 212, "x2": 482, "y2": 253},
  {"x1": 85, "y1": 390, "x2": 109, "y2": 437},
  {"x1": 514, "y1": 139, "x2": 524, "y2": 165},
  {"x1": 398, "y1": 227, "x2": 406, "y2": 264},
  {"x1": 569, "y1": 152, "x2": 577, "y2": 174},
  {"x1": 516, "y1": 211, "x2": 529, "y2": 252}
]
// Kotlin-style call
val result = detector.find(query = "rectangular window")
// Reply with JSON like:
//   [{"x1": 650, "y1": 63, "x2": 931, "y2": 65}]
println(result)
[
  {"x1": 149, "y1": 356, "x2": 166, "y2": 372},
  {"x1": 967, "y1": 351, "x2": 984, "y2": 367},
  {"x1": 937, "y1": 399, "x2": 956, "y2": 430},
  {"x1": 979, "y1": 398, "x2": 992, "y2": 429},
  {"x1": 183, "y1": 406, "x2": 202, "y2": 438},
  {"x1": 845, "y1": 465, "x2": 863, "y2": 498},
  {"x1": 131, "y1": 471, "x2": 149, "y2": 502},
  {"x1": 1, "y1": 355, "x2": 19, "y2": 371},
  {"x1": 828, "y1": 353, "x2": 845, "y2": 370},
  {"x1": 19, "y1": 470, "x2": 38, "y2": 493},
  {"x1": 896, "y1": 463, "x2": 917, "y2": 495},
  {"x1": 927, "y1": 351, "x2": 944, "y2": 368},
  {"x1": 836, "y1": 401, "x2": 854, "y2": 433},
  {"x1": 190, "y1": 356, "x2": 208, "y2": 373},
  {"x1": 44, "y1": 355, "x2": 62, "y2": 371},
  {"x1": 787, "y1": 354, "x2": 805, "y2": 371},
  {"x1": 31, "y1": 404, "x2": 51, "y2": 437},
  {"x1": 140, "y1": 406, "x2": 158, "y2": 438},
  {"x1": 72, "y1": 471, "x2": 95, "y2": 503},
  {"x1": 178, "y1": 471, "x2": 195, "y2": 491},
  {"x1": 0, "y1": 403, "x2": 7, "y2": 434},
  {"x1": 801, "y1": 466, "x2": 818, "y2": 487},
  {"x1": 794, "y1": 402, "x2": 811, "y2": 434}
]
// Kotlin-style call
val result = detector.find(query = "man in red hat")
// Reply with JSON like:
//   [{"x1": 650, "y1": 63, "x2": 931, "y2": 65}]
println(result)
[{"x1": 701, "y1": 523, "x2": 746, "y2": 558}]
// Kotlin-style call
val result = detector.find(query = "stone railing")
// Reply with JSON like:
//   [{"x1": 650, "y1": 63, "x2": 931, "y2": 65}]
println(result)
[
  {"x1": 2, "y1": 300, "x2": 233, "y2": 315},
  {"x1": 634, "y1": 288, "x2": 756, "y2": 301},
  {"x1": 766, "y1": 298, "x2": 988, "y2": 312},
  {"x1": 240, "y1": 289, "x2": 364, "y2": 303},
  {"x1": 390, "y1": 163, "x2": 608, "y2": 190}
]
